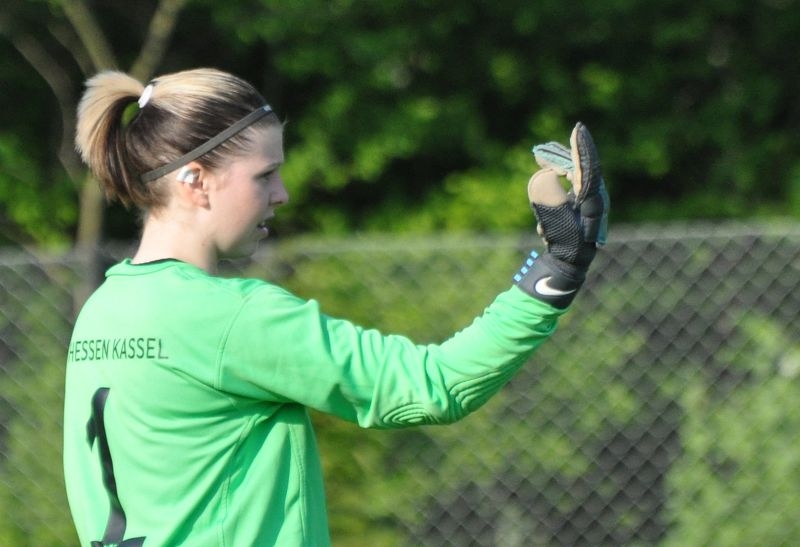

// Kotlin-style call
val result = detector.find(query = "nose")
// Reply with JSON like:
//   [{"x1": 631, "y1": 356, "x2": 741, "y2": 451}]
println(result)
[{"x1": 271, "y1": 178, "x2": 290, "y2": 206}]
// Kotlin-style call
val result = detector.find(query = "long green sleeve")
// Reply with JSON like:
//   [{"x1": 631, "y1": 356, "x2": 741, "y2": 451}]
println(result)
[{"x1": 220, "y1": 284, "x2": 564, "y2": 427}]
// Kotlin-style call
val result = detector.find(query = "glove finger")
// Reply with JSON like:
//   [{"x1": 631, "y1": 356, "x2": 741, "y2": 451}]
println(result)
[
  {"x1": 570, "y1": 122, "x2": 609, "y2": 246},
  {"x1": 569, "y1": 122, "x2": 602, "y2": 205},
  {"x1": 582, "y1": 185, "x2": 610, "y2": 246},
  {"x1": 532, "y1": 142, "x2": 573, "y2": 177},
  {"x1": 527, "y1": 168, "x2": 568, "y2": 207}
]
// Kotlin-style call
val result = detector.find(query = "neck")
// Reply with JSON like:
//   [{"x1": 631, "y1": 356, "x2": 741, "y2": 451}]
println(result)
[{"x1": 133, "y1": 214, "x2": 218, "y2": 274}]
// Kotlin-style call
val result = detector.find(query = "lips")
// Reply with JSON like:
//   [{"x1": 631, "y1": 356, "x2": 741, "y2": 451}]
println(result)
[{"x1": 257, "y1": 217, "x2": 272, "y2": 236}]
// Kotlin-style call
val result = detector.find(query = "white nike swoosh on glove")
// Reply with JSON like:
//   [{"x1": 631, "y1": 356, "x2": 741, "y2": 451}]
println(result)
[{"x1": 534, "y1": 277, "x2": 577, "y2": 297}]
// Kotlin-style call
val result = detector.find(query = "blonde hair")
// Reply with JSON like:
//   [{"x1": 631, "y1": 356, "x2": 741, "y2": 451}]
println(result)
[{"x1": 75, "y1": 68, "x2": 279, "y2": 209}]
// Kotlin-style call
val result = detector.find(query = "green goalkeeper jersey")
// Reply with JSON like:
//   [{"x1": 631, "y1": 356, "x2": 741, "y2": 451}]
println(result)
[{"x1": 63, "y1": 258, "x2": 565, "y2": 546}]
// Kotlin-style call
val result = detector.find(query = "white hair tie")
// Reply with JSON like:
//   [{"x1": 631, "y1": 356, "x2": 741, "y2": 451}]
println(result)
[{"x1": 138, "y1": 84, "x2": 154, "y2": 108}]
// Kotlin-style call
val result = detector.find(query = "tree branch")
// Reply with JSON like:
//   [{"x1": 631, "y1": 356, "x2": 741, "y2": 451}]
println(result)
[
  {"x1": 60, "y1": 0, "x2": 118, "y2": 71},
  {"x1": 5, "y1": 31, "x2": 83, "y2": 183},
  {"x1": 48, "y1": 20, "x2": 94, "y2": 77},
  {"x1": 130, "y1": 0, "x2": 190, "y2": 80},
  {"x1": 56, "y1": 0, "x2": 118, "y2": 262}
]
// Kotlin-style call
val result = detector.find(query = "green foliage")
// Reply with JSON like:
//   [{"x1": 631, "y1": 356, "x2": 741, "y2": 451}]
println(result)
[
  {"x1": 664, "y1": 315, "x2": 800, "y2": 546},
  {"x1": 0, "y1": 262, "x2": 78, "y2": 545},
  {"x1": 3, "y1": 0, "x2": 800, "y2": 243},
  {"x1": 201, "y1": 0, "x2": 800, "y2": 233},
  {"x1": 0, "y1": 135, "x2": 76, "y2": 246}
]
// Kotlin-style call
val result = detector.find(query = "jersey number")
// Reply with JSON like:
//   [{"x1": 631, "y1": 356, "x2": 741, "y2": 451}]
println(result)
[{"x1": 86, "y1": 388, "x2": 146, "y2": 547}]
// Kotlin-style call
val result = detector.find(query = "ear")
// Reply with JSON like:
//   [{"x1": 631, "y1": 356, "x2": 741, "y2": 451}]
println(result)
[
  {"x1": 174, "y1": 161, "x2": 209, "y2": 207},
  {"x1": 176, "y1": 166, "x2": 199, "y2": 184}
]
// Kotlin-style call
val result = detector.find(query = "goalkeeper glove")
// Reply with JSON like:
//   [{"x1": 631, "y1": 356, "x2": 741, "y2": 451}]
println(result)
[{"x1": 513, "y1": 122, "x2": 609, "y2": 308}]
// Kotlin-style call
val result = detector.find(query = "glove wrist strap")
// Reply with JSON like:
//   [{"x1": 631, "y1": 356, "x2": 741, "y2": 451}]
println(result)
[{"x1": 513, "y1": 252, "x2": 585, "y2": 309}]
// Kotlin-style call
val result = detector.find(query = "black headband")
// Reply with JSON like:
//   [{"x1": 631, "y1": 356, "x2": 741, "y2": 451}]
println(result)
[{"x1": 140, "y1": 105, "x2": 273, "y2": 183}]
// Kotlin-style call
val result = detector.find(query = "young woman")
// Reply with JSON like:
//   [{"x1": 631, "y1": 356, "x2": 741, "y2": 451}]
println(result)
[{"x1": 64, "y1": 67, "x2": 608, "y2": 546}]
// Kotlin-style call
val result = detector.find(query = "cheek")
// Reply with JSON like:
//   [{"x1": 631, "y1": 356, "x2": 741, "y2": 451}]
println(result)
[
  {"x1": 241, "y1": 186, "x2": 270, "y2": 218},
  {"x1": 256, "y1": 184, "x2": 274, "y2": 206}
]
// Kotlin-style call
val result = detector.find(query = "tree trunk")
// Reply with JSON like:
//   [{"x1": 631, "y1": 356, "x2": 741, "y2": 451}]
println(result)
[{"x1": 61, "y1": 0, "x2": 188, "y2": 311}]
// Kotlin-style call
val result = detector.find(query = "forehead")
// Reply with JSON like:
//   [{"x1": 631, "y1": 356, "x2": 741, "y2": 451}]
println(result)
[
  {"x1": 245, "y1": 124, "x2": 284, "y2": 165},
  {"x1": 220, "y1": 124, "x2": 283, "y2": 171}
]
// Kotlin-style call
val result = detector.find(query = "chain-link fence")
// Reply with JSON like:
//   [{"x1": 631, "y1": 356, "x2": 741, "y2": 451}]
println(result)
[{"x1": 1, "y1": 222, "x2": 799, "y2": 546}]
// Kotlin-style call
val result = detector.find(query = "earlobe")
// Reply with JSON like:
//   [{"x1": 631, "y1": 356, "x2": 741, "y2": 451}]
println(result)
[{"x1": 193, "y1": 182, "x2": 211, "y2": 208}]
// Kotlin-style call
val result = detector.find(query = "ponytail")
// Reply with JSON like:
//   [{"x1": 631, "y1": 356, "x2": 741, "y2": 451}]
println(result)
[{"x1": 75, "y1": 71, "x2": 149, "y2": 208}]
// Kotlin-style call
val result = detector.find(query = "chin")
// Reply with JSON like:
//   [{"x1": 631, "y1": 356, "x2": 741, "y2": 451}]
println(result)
[
  {"x1": 221, "y1": 244, "x2": 259, "y2": 261},
  {"x1": 220, "y1": 232, "x2": 269, "y2": 261}
]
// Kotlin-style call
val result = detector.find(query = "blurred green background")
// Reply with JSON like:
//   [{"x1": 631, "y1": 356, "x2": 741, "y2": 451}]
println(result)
[
  {"x1": 1, "y1": 2, "x2": 800, "y2": 546},
  {"x1": 2, "y1": 0, "x2": 799, "y2": 249}
]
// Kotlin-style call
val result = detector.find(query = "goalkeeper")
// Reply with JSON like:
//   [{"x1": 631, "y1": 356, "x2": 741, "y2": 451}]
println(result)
[{"x1": 63, "y1": 67, "x2": 608, "y2": 547}]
